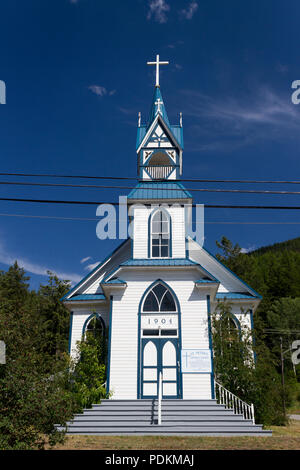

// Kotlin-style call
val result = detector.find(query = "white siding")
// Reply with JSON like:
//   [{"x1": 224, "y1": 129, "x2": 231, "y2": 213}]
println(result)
[
  {"x1": 108, "y1": 268, "x2": 212, "y2": 400},
  {"x1": 183, "y1": 374, "x2": 212, "y2": 399},
  {"x1": 69, "y1": 305, "x2": 109, "y2": 359},
  {"x1": 188, "y1": 237, "x2": 253, "y2": 294},
  {"x1": 132, "y1": 206, "x2": 186, "y2": 259}
]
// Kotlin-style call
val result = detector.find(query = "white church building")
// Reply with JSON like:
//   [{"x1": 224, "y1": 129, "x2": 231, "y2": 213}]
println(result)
[{"x1": 62, "y1": 56, "x2": 261, "y2": 404}]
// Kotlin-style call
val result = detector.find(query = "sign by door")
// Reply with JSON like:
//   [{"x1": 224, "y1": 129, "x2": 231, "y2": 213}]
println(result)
[{"x1": 181, "y1": 349, "x2": 212, "y2": 373}]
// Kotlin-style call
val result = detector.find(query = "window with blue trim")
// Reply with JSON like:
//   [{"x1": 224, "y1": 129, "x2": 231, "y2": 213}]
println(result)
[
  {"x1": 143, "y1": 283, "x2": 176, "y2": 312},
  {"x1": 84, "y1": 315, "x2": 105, "y2": 342},
  {"x1": 151, "y1": 210, "x2": 170, "y2": 258}
]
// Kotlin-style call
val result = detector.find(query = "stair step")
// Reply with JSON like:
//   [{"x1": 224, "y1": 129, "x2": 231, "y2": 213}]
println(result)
[
  {"x1": 72, "y1": 414, "x2": 248, "y2": 422},
  {"x1": 62, "y1": 425, "x2": 266, "y2": 433}
]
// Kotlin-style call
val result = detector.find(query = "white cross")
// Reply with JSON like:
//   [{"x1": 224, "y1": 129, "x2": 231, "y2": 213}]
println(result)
[
  {"x1": 147, "y1": 54, "x2": 169, "y2": 87},
  {"x1": 155, "y1": 98, "x2": 163, "y2": 114}
]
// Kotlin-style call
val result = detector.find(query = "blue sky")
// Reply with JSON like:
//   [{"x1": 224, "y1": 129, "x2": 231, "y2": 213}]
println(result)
[{"x1": 0, "y1": 0, "x2": 300, "y2": 289}]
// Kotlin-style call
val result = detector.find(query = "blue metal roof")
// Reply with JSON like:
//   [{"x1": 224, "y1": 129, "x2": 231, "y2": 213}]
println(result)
[
  {"x1": 215, "y1": 292, "x2": 258, "y2": 300},
  {"x1": 121, "y1": 258, "x2": 198, "y2": 267},
  {"x1": 102, "y1": 278, "x2": 126, "y2": 285},
  {"x1": 128, "y1": 181, "x2": 192, "y2": 200},
  {"x1": 67, "y1": 294, "x2": 106, "y2": 301},
  {"x1": 136, "y1": 87, "x2": 183, "y2": 150},
  {"x1": 148, "y1": 87, "x2": 170, "y2": 128}
]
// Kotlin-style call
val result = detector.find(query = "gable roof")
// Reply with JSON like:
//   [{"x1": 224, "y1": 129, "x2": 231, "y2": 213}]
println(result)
[
  {"x1": 187, "y1": 236, "x2": 262, "y2": 300},
  {"x1": 61, "y1": 238, "x2": 131, "y2": 301},
  {"x1": 136, "y1": 87, "x2": 183, "y2": 152}
]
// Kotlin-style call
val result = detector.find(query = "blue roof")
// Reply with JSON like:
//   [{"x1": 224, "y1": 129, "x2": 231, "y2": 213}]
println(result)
[
  {"x1": 148, "y1": 87, "x2": 170, "y2": 128},
  {"x1": 67, "y1": 294, "x2": 106, "y2": 301},
  {"x1": 128, "y1": 181, "x2": 192, "y2": 200},
  {"x1": 121, "y1": 258, "x2": 198, "y2": 267},
  {"x1": 102, "y1": 278, "x2": 126, "y2": 285},
  {"x1": 215, "y1": 292, "x2": 259, "y2": 300},
  {"x1": 136, "y1": 87, "x2": 184, "y2": 150}
]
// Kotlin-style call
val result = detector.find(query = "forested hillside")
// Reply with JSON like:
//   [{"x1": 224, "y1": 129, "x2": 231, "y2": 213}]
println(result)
[{"x1": 215, "y1": 236, "x2": 300, "y2": 422}]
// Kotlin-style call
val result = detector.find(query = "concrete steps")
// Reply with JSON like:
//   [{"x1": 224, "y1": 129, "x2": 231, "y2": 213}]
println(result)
[{"x1": 58, "y1": 399, "x2": 272, "y2": 436}]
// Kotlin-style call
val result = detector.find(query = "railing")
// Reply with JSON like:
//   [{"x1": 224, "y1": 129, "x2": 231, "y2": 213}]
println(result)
[
  {"x1": 214, "y1": 380, "x2": 255, "y2": 424},
  {"x1": 158, "y1": 371, "x2": 162, "y2": 425},
  {"x1": 147, "y1": 165, "x2": 173, "y2": 180}
]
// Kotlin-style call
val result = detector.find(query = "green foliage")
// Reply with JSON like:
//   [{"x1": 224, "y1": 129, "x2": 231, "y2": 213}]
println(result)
[
  {"x1": 212, "y1": 302, "x2": 288, "y2": 426},
  {"x1": 69, "y1": 334, "x2": 108, "y2": 409},
  {"x1": 0, "y1": 263, "x2": 76, "y2": 449},
  {"x1": 215, "y1": 236, "x2": 300, "y2": 424}
]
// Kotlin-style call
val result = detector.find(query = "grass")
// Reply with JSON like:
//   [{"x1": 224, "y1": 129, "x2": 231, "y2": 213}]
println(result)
[{"x1": 51, "y1": 419, "x2": 300, "y2": 450}]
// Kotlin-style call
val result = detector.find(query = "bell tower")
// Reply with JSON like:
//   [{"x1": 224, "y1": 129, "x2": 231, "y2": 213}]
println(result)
[{"x1": 136, "y1": 55, "x2": 184, "y2": 181}]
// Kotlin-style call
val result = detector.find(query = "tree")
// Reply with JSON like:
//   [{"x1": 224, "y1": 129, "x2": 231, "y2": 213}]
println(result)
[
  {"x1": 211, "y1": 301, "x2": 288, "y2": 425},
  {"x1": 0, "y1": 263, "x2": 76, "y2": 449},
  {"x1": 37, "y1": 272, "x2": 71, "y2": 359},
  {"x1": 69, "y1": 333, "x2": 108, "y2": 409}
]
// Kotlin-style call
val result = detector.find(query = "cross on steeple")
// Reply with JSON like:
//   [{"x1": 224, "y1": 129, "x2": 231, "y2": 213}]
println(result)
[
  {"x1": 155, "y1": 97, "x2": 163, "y2": 114},
  {"x1": 147, "y1": 54, "x2": 169, "y2": 87}
]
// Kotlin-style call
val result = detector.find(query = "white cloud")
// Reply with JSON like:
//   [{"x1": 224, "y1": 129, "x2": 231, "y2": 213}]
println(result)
[
  {"x1": 88, "y1": 85, "x2": 108, "y2": 97},
  {"x1": 88, "y1": 85, "x2": 116, "y2": 98},
  {"x1": 0, "y1": 240, "x2": 81, "y2": 284},
  {"x1": 80, "y1": 256, "x2": 91, "y2": 264},
  {"x1": 241, "y1": 246, "x2": 256, "y2": 254},
  {"x1": 181, "y1": 87, "x2": 300, "y2": 151},
  {"x1": 180, "y1": 1, "x2": 198, "y2": 20},
  {"x1": 147, "y1": 0, "x2": 170, "y2": 24},
  {"x1": 84, "y1": 261, "x2": 100, "y2": 271}
]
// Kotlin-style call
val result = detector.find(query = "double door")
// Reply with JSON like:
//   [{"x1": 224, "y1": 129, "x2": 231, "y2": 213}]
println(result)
[{"x1": 141, "y1": 338, "x2": 181, "y2": 399}]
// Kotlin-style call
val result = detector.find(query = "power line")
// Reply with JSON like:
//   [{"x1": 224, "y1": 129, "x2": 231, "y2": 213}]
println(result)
[
  {"x1": 0, "y1": 212, "x2": 300, "y2": 223},
  {"x1": 1, "y1": 196, "x2": 300, "y2": 209},
  {"x1": 2, "y1": 180, "x2": 300, "y2": 195},
  {"x1": 2, "y1": 171, "x2": 300, "y2": 185}
]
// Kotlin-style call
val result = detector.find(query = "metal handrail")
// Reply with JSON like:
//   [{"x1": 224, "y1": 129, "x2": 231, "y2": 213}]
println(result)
[
  {"x1": 158, "y1": 371, "x2": 162, "y2": 425},
  {"x1": 214, "y1": 380, "x2": 255, "y2": 424}
]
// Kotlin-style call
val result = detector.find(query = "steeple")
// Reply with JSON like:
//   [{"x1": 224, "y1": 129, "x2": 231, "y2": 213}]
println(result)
[
  {"x1": 136, "y1": 55, "x2": 184, "y2": 181},
  {"x1": 147, "y1": 86, "x2": 170, "y2": 129}
]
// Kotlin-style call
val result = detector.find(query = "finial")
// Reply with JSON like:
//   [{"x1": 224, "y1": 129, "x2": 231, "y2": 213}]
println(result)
[
  {"x1": 138, "y1": 112, "x2": 141, "y2": 127},
  {"x1": 180, "y1": 112, "x2": 183, "y2": 127},
  {"x1": 147, "y1": 54, "x2": 169, "y2": 87}
]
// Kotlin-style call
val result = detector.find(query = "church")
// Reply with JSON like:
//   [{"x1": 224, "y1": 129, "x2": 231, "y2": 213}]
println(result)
[{"x1": 62, "y1": 56, "x2": 261, "y2": 404}]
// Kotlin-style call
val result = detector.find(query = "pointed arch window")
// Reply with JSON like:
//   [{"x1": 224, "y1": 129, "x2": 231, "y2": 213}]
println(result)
[
  {"x1": 143, "y1": 283, "x2": 176, "y2": 312},
  {"x1": 83, "y1": 314, "x2": 105, "y2": 342},
  {"x1": 151, "y1": 209, "x2": 170, "y2": 258}
]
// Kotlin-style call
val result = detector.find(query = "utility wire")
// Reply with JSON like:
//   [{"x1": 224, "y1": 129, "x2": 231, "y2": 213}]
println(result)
[
  {"x1": 1, "y1": 180, "x2": 300, "y2": 195},
  {"x1": 1, "y1": 171, "x2": 300, "y2": 185},
  {"x1": 1, "y1": 196, "x2": 300, "y2": 209},
  {"x1": 0, "y1": 212, "x2": 300, "y2": 224}
]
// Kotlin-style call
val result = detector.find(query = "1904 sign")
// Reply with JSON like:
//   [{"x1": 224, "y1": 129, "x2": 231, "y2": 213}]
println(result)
[{"x1": 141, "y1": 315, "x2": 178, "y2": 329}]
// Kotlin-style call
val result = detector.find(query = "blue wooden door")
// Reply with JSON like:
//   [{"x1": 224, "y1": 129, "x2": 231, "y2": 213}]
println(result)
[{"x1": 141, "y1": 338, "x2": 181, "y2": 399}]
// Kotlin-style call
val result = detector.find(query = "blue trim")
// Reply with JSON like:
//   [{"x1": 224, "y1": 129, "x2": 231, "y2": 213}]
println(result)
[
  {"x1": 207, "y1": 295, "x2": 215, "y2": 399},
  {"x1": 81, "y1": 312, "x2": 106, "y2": 338},
  {"x1": 121, "y1": 258, "x2": 198, "y2": 266},
  {"x1": 250, "y1": 309, "x2": 257, "y2": 364},
  {"x1": 67, "y1": 294, "x2": 106, "y2": 301},
  {"x1": 106, "y1": 296, "x2": 113, "y2": 395},
  {"x1": 137, "y1": 279, "x2": 183, "y2": 399},
  {"x1": 60, "y1": 238, "x2": 130, "y2": 301},
  {"x1": 216, "y1": 292, "x2": 259, "y2": 300},
  {"x1": 202, "y1": 246, "x2": 262, "y2": 299},
  {"x1": 68, "y1": 311, "x2": 73, "y2": 354}
]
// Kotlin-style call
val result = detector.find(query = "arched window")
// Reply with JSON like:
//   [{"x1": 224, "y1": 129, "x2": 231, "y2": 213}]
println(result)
[
  {"x1": 151, "y1": 209, "x2": 170, "y2": 258},
  {"x1": 143, "y1": 283, "x2": 176, "y2": 312},
  {"x1": 83, "y1": 314, "x2": 105, "y2": 342}
]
